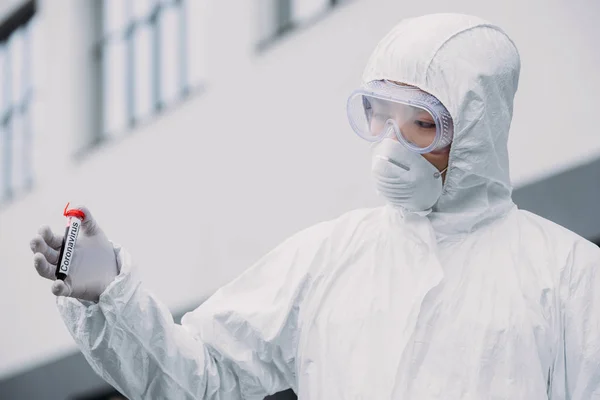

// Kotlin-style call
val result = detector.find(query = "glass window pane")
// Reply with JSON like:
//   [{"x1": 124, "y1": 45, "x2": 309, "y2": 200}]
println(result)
[
  {"x1": 102, "y1": 39, "x2": 128, "y2": 135},
  {"x1": 132, "y1": 0, "x2": 154, "y2": 20},
  {"x1": 0, "y1": 126, "x2": 6, "y2": 200},
  {"x1": 133, "y1": 23, "x2": 153, "y2": 121},
  {"x1": 29, "y1": 93, "x2": 41, "y2": 158},
  {"x1": 29, "y1": 20, "x2": 42, "y2": 165},
  {"x1": 21, "y1": 25, "x2": 31, "y2": 102},
  {"x1": 257, "y1": 0, "x2": 277, "y2": 42},
  {"x1": 0, "y1": 47, "x2": 7, "y2": 116},
  {"x1": 29, "y1": 17, "x2": 41, "y2": 89},
  {"x1": 9, "y1": 29, "x2": 24, "y2": 106},
  {"x1": 291, "y1": 0, "x2": 329, "y2": 23},
  {"x1": 103, "y1": 0, "x2": 128, "y2": 35},
  {"x1": 184, "y1": 0, "x2": 204, "y2": 87},
  {"x1": 11, "y1": 112, "x2": 24, "y2": 193},
  {"x1": 159, "y1": 4, "x2": 178, "y2": 104},
  {"x1": 21, "y1": 108, "x2": 32, "y2": 188}
]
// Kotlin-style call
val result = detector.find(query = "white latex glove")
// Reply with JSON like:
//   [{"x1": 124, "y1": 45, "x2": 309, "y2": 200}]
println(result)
[{"x1": 30, "y1": 206, "x2": 119, "y2": 302}]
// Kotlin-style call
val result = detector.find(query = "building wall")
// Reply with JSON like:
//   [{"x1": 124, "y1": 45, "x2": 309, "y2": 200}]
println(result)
[{"x1": 1, "y1": 0, "x2": 599, "y2": 385}]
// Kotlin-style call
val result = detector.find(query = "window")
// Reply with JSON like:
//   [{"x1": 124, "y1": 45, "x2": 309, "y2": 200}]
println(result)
[
  {"x1": 257, "y1": 0, "x2": 342, "y2": 50},
  {"x1": 0, "y1": 1, "x2": 37, "y2": 204},
  {"x1": 99, "y1": 0, "x2": 203, "y2": 139}
]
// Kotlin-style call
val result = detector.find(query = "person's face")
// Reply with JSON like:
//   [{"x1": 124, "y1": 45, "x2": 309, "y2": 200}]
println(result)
[{"x1": 370, "y1": 81, "x2": 451, "y2": 175}]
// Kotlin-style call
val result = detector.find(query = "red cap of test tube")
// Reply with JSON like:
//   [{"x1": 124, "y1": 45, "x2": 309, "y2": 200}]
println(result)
[{"x1": 63, "y1": 202, "x2": 86, "y2": 220}]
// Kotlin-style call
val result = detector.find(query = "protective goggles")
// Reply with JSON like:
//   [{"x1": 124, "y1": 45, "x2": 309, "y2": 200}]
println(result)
[{"x1": 347, "y1": 80, "x2": 454, "y2": 154}]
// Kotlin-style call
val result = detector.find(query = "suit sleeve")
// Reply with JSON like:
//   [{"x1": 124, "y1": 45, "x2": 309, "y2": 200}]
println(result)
[{"x1": 57, "y1": 221, "x2": 334, "y2": 400}]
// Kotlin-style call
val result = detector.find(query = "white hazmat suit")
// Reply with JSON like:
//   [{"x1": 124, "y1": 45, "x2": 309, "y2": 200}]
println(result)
[{"x1": 57, "y1": 13, "x2": 600, "y2": 399}]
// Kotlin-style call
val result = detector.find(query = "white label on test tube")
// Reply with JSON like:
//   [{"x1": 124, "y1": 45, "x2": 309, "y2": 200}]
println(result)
[{"x1": 58, "y1": 217, "x2": 82, "y2": 276}]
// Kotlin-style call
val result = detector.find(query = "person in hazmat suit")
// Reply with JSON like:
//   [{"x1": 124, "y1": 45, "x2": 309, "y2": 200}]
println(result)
[{"x1": 29, "y1": 13, "x2": 600, "y2": 400}]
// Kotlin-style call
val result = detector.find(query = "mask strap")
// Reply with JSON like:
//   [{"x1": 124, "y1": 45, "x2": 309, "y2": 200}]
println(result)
[{"x1": 439, "y1": 166, "x2": 448, "y2": 175}]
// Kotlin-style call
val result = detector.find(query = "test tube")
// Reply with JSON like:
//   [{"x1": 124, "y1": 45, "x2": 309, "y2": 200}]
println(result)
[{"x1": 55, "y1": 204, "x2": 86, "y2": 281}]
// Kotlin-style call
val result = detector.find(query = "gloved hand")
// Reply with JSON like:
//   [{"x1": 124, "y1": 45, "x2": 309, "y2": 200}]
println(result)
[{"x1": 30, "y1": 206, "x2": 119, "y2": 302}]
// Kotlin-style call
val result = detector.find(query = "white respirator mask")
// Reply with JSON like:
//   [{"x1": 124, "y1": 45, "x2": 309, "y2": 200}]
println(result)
[{"x1": 371, "y1": 138, "x2": 446, "y2": 213}]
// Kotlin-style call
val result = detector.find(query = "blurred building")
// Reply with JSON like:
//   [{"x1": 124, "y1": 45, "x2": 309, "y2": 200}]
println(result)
[{"x1": 0, "y1": 0, "x2": 599, "y2": 398}]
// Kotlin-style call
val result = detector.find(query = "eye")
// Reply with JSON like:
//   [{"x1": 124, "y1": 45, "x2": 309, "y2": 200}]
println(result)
[{"x1": 415, "y1": 120, "x2": 436, "y2": 129}]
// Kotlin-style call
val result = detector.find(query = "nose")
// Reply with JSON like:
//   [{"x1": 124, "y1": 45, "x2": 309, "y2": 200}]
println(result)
[{"x1": 383, "y1": 119, "x2": 399, "y2": 142}]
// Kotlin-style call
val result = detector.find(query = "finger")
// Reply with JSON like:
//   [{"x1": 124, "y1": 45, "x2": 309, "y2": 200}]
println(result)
[
  {"x1": 38, "y1": 225, "x2": 63, "y2": 250},
  {"x1": 51, "y1": 279, "x2": 72, "y2": 297},
  {"x1": 33, "y1": 253, "x2": 56, "y2": 280},
  {"x1": 70, "y1": 205, "x2": 100, "y2": 236},
  {"x1": 69, "y1": 284, "x2": 93, "y2": 301},
  {"x1": 30, "y1": 234, "x2": 60, "y2": 264}
]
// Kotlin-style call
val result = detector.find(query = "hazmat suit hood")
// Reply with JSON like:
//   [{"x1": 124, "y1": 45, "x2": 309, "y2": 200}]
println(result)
[{"x1": 363, "y1": 13, "x2": 521, "y2": 239}]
